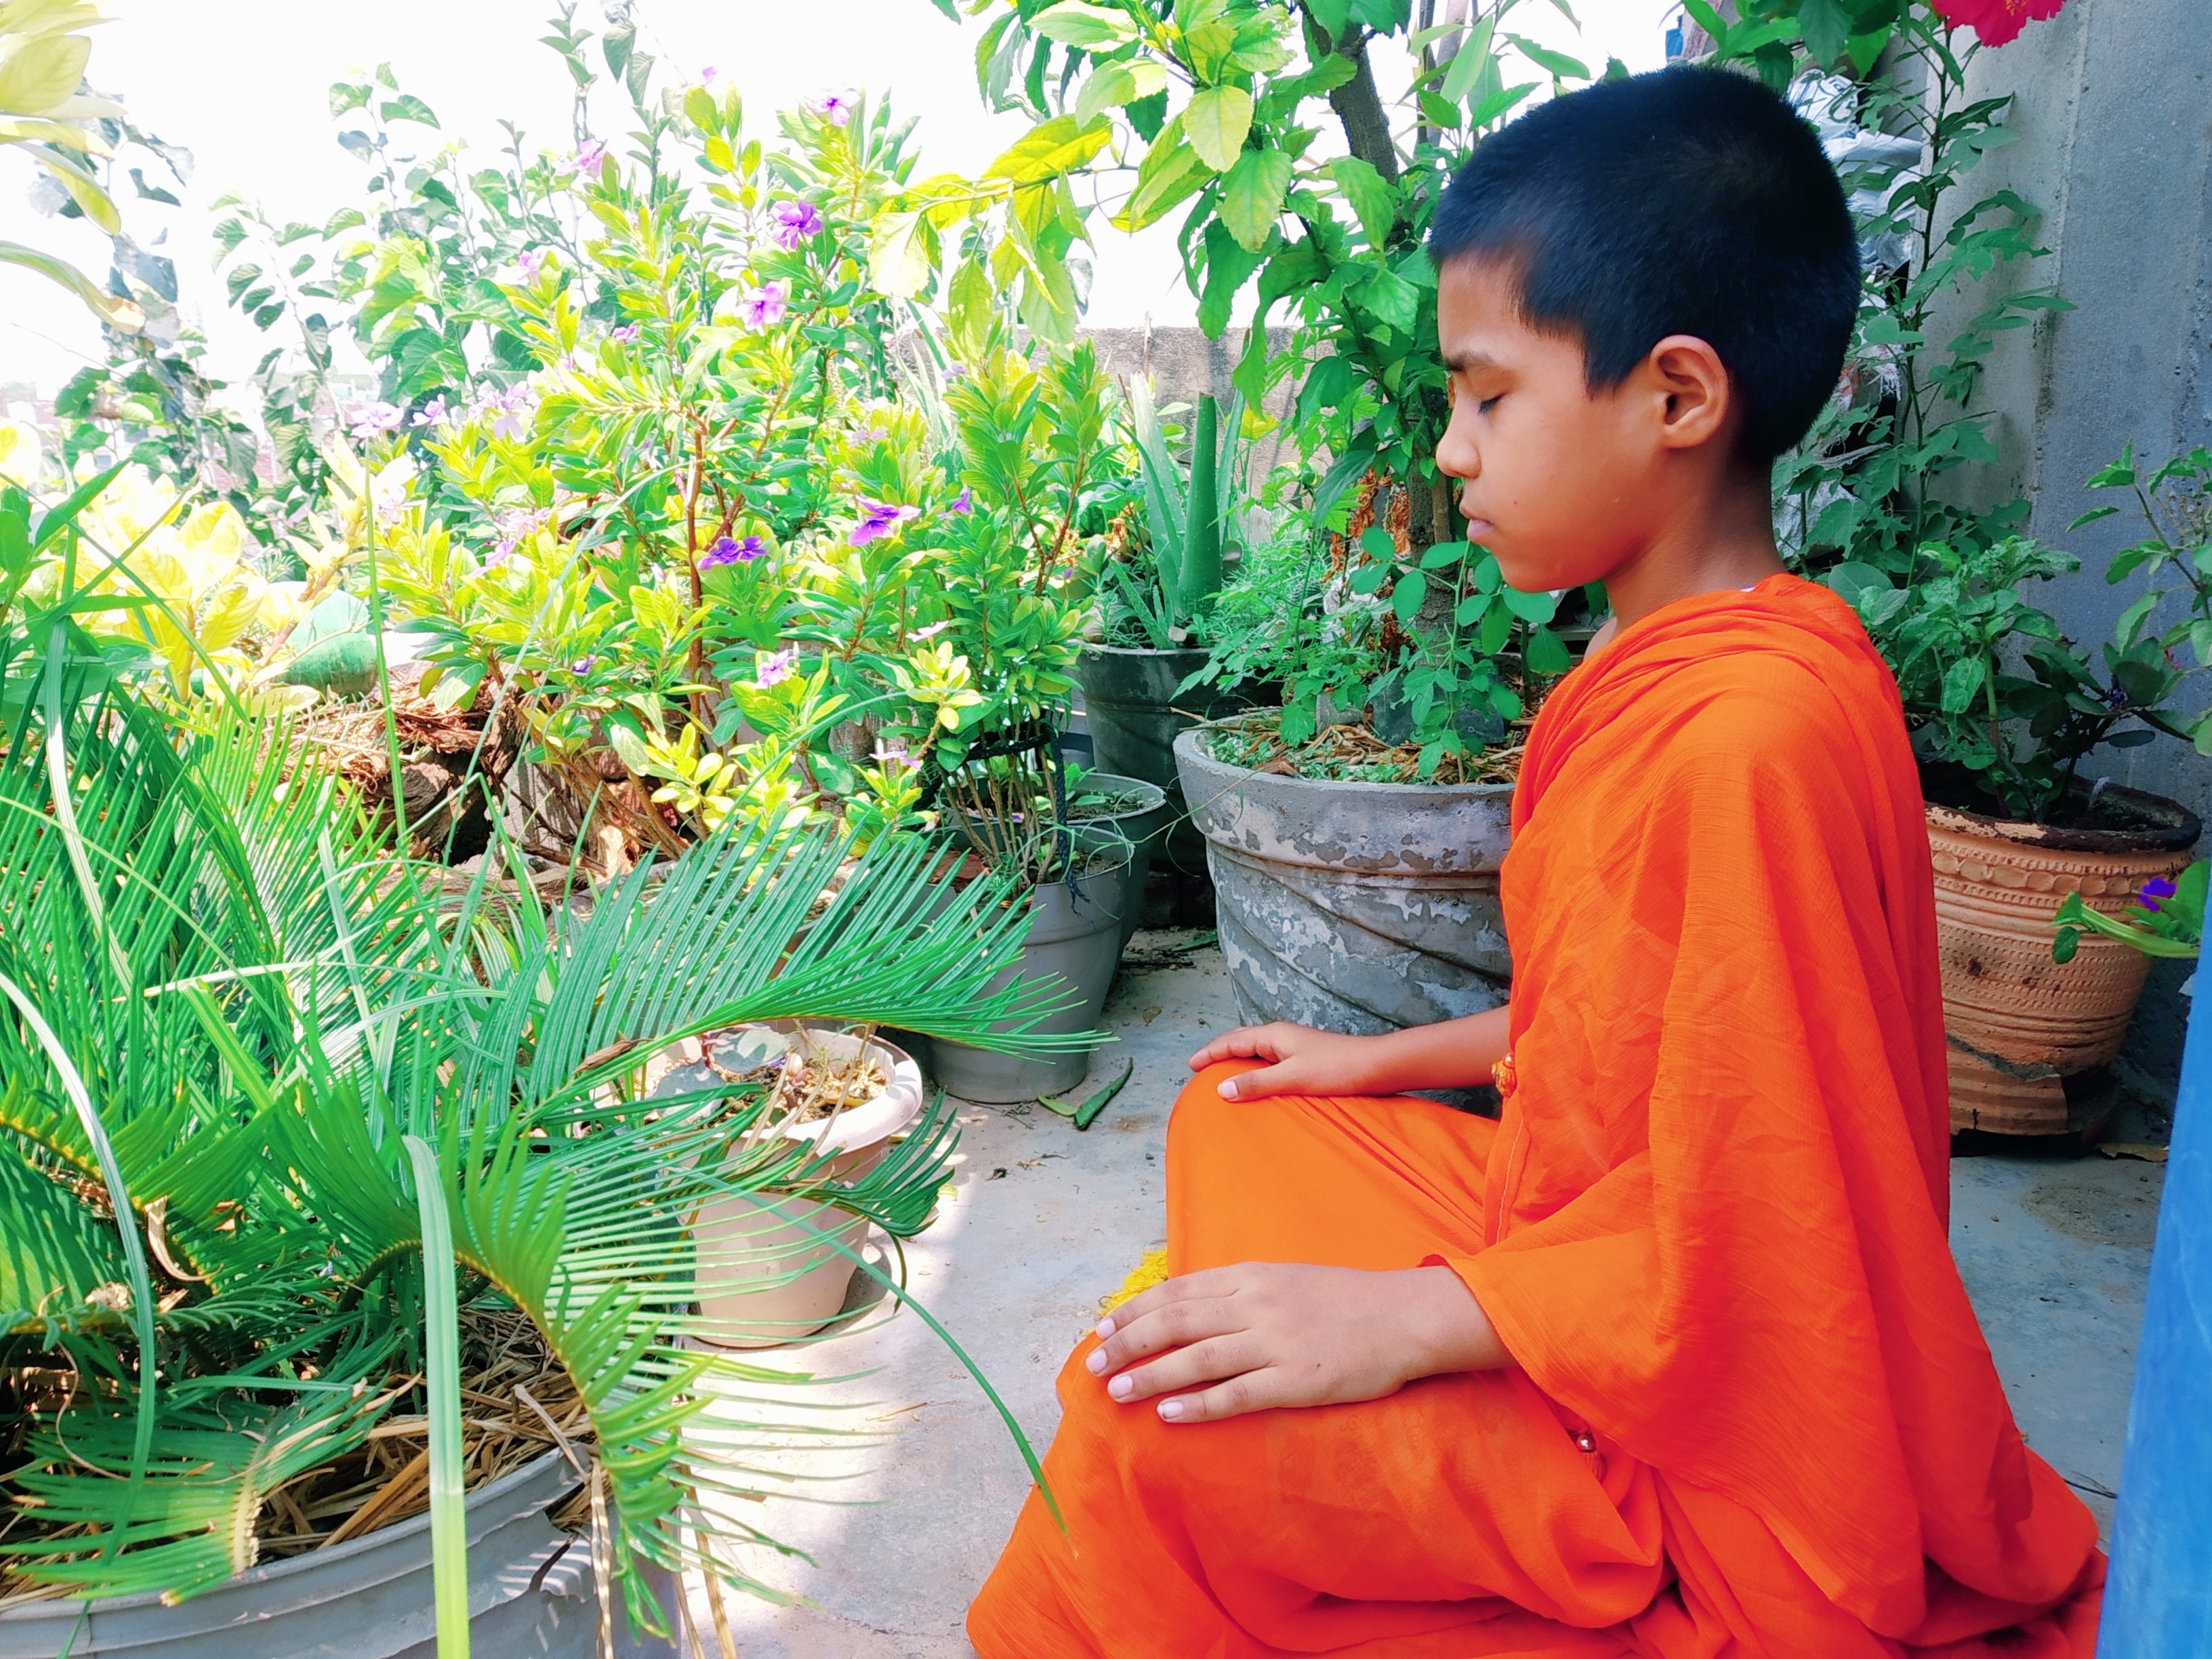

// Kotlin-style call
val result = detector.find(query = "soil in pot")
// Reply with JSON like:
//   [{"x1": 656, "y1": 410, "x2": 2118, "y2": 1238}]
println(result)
[
  {"x1": 1921, "y1": 768, "x2": 2201, "y2": 1137},
  {"x1": 1174, "y1": 714, "x2": 1517, "y2": 1039},
  {"x1": 0, "y1": 1311, "x2": 676, "y2": 1659},
  {"x1": 678, "y1": 1024, "x2": 925, "y2": 1349},
  {"x1": 924, "y1": 836, "x2": 1134, "y2": 1103}
]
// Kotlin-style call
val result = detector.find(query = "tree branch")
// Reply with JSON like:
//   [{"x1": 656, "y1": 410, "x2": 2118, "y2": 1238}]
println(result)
[{"x1": 1298, "y1": 9, "x2": 1401, "y2": 187}]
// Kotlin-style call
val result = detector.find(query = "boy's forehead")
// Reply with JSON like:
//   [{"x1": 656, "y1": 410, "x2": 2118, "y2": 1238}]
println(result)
[{"x1": 1435, "y1": 256, "x2": 1547, "y2": 368}]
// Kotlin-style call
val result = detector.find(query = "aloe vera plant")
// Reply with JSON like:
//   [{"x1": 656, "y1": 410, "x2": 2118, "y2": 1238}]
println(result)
[
  {"x1": 0, "y1": 611, "x2": 1071, "y2": 1638},
  {"x1": 1108, "y1": 378, "x2": 1250, "y2": 647}
]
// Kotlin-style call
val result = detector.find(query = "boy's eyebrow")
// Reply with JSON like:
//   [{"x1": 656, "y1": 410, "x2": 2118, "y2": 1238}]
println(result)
[{"x1": 1441, "y1": 350, "x2": 1502, "y2": 375}]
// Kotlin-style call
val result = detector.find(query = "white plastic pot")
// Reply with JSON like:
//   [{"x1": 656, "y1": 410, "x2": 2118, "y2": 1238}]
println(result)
[{"x1": 682, "y1": 1027, "x2": 924, "y2": 1349}]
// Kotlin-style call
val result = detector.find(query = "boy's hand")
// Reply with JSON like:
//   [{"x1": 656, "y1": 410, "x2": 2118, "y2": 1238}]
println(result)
[
  {"x1": 1186, "y1": 1022, "x2": 1391, "y2": 1101},
  {"x1": 1084, "y1": 1262, "x2": 1507, "y2": 1424}
]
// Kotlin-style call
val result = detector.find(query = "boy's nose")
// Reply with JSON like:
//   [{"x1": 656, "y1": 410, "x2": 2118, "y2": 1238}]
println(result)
[{"x1": 1435, "y1": 414, "x2": 1478, "y2": 483}]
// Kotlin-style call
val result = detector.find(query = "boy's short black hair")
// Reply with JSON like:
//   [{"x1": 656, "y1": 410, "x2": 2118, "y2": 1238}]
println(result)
[{"x1": 1429, "y1": 64, "x2": 1858, "y2": 465}]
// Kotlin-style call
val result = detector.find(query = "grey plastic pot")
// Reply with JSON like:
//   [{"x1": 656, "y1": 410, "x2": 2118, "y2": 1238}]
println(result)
[
  {"x1": 1074, "y1": 644, "x2": 1246, "y2": 874},
  {"x1": 1174, "y1": 717, "x2": 1515, "y2": 1033},
  {"x1": 925, "y1": 845, "x2": 1134, "y2": 1103},
  {"x1": 0, "y1": 1451, "x2": 678, "y2": 1659},
  {"x1": 1068, "y1": 771, "x2": 1169, "y2": 945}
]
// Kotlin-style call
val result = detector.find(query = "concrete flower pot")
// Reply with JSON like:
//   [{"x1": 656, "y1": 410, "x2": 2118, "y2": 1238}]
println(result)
[
  {"x1": 1074, "y1": 644, "x2": 1252, "y2": 876},
  {"x1": 1174, "y1": 717, "x2": 1515, "y2": 1033},
  {"x1": 924, "y1": 842, "x2": 1134, "y2": 1102},
  {"x1": 684, "y1": 1026, "x2": 925, "y2": 1348},
  {"x1": 0, "y1": 1452, "x2": 676, "y2": 1659},
  {"x1": 1927, "y1": 787, "x2": 2200, "y2": 1136}
]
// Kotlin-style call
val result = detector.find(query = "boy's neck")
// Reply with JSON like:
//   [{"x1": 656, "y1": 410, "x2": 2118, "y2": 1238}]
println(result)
[{"x1": 1599, "y1": 469, "x2": 1784, "y2": 634}]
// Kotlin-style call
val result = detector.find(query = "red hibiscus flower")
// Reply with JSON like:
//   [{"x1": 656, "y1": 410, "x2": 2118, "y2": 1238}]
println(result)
[{"x1": 1929, "y1": 0, "x2": 2070, "y2": 46}]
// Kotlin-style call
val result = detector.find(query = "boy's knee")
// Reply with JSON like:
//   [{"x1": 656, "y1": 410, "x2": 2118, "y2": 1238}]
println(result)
[{"x1": 1170, "y1": 1061, "x2": 1256, "y2": 1141}]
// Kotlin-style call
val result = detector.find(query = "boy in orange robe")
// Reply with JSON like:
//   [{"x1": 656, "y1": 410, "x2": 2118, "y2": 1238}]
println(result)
[{"x1": 968, "y1": 65, "x2": 2102, "y2": 1658}]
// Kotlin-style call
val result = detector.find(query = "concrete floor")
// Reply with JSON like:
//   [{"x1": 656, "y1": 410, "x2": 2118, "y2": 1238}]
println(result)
[{"x1": 697, "y1": 934, "x2": 2160, "y2": 1657}]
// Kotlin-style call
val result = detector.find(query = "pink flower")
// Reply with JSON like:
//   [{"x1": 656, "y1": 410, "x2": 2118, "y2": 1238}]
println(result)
[
  {"x1": 562, "y1": 139, "x2": 607, "y2": 180},
  {"x1": 755, "y1": 647, "x2": 798, "y2": 689},
  {"x1": 478, "y1": 384, "x2": 537, "y2": 442},
  {"x1": 768, "y1": 199, "x2": 824, "y2": 251},
  {"x1": 737, "y1": 282, "x2": 787, "y2": 328},
  {"x1": 809, "y1": 89, "x2": 859, "y2": 123},
  {"x1": 510, "y1": 248, "x2": 550, "y2": 283},
  {"x1": 850, "y1": 498, "x2": 920, "y2": 547},
  {"x1": 610, "y1": 323, "x2": 640, "y2": 344},
  {"x1": 871, "y1": 739, "x2": 914, "y2": 769},
  {"x1": 700, "y1": 65, "x2": 720, "y2": 85},
  {"x1": 347, "y1": 400, "x2": 404, "y2": 440},
  {"x1": 1929, "y1": 0, "x2": 2067, "y2": 46},
  {"x1": 413, "y1": 396, "x2": 451, "y2": 428},
  {"x1": 949, "y1": 486, "x2": 972, "y2": 515}
]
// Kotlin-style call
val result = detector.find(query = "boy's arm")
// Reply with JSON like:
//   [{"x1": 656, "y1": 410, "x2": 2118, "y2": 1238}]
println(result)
[{"x1": 1188, "y1": 1003, "x2": 1511, "y2": 1100}]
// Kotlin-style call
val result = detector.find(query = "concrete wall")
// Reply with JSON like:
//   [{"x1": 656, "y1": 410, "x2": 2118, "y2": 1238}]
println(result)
[
  {"x1": 1923, "y1": 0, "x2": 2212, "y2": 1099},
  {"x1": 1929, "y1": 0, "x2": 2212, "y2": 821}
]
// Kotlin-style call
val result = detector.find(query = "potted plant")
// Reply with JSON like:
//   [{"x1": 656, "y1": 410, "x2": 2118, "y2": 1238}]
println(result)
[
  {"x1": 678, "y1": 1023, "x2": 930, "y2": 1347},
  {"x1": 1836, "y1": 508, "x2": 2205, "y2": 1137},
  {"x1": 1074, "y1": 380, "x2": 1255, "y2": 890},
  {"x1": 0, "y1": 583, "x2": 1064, "y2": 1649}
]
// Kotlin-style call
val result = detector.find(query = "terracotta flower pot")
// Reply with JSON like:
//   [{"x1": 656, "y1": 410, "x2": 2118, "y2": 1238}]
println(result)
[{"x1": 1926, "y1": 787, "x2": 2200, "y2": 1135}]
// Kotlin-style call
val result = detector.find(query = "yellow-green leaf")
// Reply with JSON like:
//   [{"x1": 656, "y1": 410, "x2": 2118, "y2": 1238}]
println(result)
[
  {"x1": 1184, "y1": 84, "x2": 1252, "y2": 171},
  {"x1": 984, "y1": 114, "x2": 1113, "y2": 186},
  {"x1": 1218, "y1": 147, "x2": 1292, "y2": 253},
  {"x1": 1328, "y1": 156, "x2": 1393, "y2": 249},
  {"x1": 34, "y1": 149, "x2": 117, "y2": 233},
  {"x1": 867, "y1": 209, "x2": 937, "y2": 300},
  {"x1": 0, "y1": 30, "x2": 89, "y2": 117},
  {"x1": 1075, "y1": 58, "x2": 1168, "y2": 125},
  {"x1": 1031, "y1": 1, "x2": 1139, "y2": 49},
  {"x1": 1115, "y1": 126, "x2": 1208, "y2": 232}
]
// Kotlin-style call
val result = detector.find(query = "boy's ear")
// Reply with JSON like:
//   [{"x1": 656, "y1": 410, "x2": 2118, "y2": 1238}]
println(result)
[{"x1": 1640, "y1": 334, "x2": 1734, "y2": 453}]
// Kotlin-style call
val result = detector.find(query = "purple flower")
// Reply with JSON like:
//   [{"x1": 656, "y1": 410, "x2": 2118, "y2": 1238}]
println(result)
[
  {"x1": 562, "y1": 139, "x2": 607, "y2": 181},
  {"x1": 413, "y1": 395, "x2": 451, "y2": 429},
  {"x1": 347, "y1": 400, "x2": 404, "y2": 440},
  {"x1": 768, "y1": 199, "x2": 824, "y2": 251},
  {"x1": 570, "y1": 655, "x2": 596, "y2": 674},
  {"x1": 949, "y1": 486, "x2": 972, "y2": 515},
  {"x1": 737, "y1": 281, "x2": 787, "y2": 329},
  {"x1": 809, "y1": 88, "x2": 859, "y2": 123},
  {"x1": 699, "y1": 65, "x2": 719, "y2": 85},
  {"x1": 2140, "y1": 876, "x2": 2179, "y2": 912},
  {"x1": 701, "y1": 533, "x2": 765, "y2": 569},
  {"x1": 478, "y1": 384, "x2": 537, "y2": 442},
  {"x1": 851, "y1": 498, "x2": 920, "y2": 547},
  {"x1": 872, "y1": 739, "x2": 913, "y2": 769},
  {"x1": 610, "y1": 323, "x2": 640, "y2": 344},
  {"x1": 755, "y1": 647, "x2": 798, "y2": 689}
]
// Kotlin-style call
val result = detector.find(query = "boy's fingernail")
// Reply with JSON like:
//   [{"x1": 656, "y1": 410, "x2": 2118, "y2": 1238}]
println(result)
[
  {"x1": 1094, "y1": 1318, "x2": 1115, "y2": 1340},
  {"x1": 1108, "y1": 1375, "x2": 1133, "y2": 1401},
  {"x1": 1217, "y1": 1080, "x2": 1237, "y2": 1099},
  {"x1": 1084, "y1": 1349, "x2": 1106, "y2": 1374},
  {"x1": 1158, "y1": 1399, "x2": 1183, "y2": 1420}
]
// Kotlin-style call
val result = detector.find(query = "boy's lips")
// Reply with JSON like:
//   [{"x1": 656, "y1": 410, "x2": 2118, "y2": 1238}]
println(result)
[{"x1": 1463, "y1": 517, "x2": 1496, "y2": 540}]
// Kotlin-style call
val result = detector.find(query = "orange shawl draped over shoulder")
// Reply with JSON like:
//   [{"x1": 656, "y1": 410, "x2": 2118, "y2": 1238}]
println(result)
[
  {"x1": 1454, "y1": 574, "x2": 2097, "y2": 1637},
  {"x1": 969, "y1": 575, "x2": 2100, "y2": 1658}
]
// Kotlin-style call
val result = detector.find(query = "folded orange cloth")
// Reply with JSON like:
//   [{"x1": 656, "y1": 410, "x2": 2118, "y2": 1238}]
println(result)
[{"x1": 968, "y1": 576, "x2": 2102, "y2": 1657}]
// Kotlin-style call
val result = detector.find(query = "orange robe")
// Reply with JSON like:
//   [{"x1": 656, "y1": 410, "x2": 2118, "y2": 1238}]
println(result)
[{"x1": 969, "y1": 575, "x2": 2103, "y2": 1657}]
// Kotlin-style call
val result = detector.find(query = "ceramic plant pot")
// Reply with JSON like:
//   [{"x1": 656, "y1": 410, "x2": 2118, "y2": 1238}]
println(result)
[
  {"x1": 925, "y1": 841, "x2": 1134, "y2": 1103},
  {"x1": 682, "y1": 1026, "x2": 925, "y2": 1349},
  {"x1": 1067, "y1": 770, "x2": 1169, "y2": 945},
  {"x1": 1174, "y1": 716, "x2": 1515, "y2": 1033},
  {"x1": 1928, "y1": 787, "x2": 2200, "y2": 1136},
  {"x1": 0, "y1": 1452, "x2": 677, "y2": 1659}
]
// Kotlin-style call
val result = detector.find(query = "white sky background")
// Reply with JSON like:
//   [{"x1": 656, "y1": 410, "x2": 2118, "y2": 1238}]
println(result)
[{"x1": 0, "y1": 0, "x2": 1675, "y2": 399}]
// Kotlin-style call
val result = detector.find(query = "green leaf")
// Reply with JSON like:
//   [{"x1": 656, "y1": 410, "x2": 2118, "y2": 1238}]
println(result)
[
  {"x1": 1940, "y1": 656, "x2": 1987, "y2": 716},
  {"x1": 329, "y1": 82, "x2": 371, "y2": 118},
  {"x1": 1525, "y1": 626, "x2": 1574, "y2": 676},
  {"x1": 1797, "y1": 0, "x2": 1851, "y2": 66},
  {"x1": 1440, "y1": 18, "x2": 1496, "y2": 104},
  {"x1": 1359, "y1": 526, "x2": 1397, "y2": 562},
  {"x1": 1505, "y1": 34, "x2": 1588, "y2": 79},
  {"x1": 1418, "y1": 540, "x2": 1465, "y2": 570},
  {"x1": 1465, "y1": 81, "x2": 1536, "y2": 130},
  {"x1": 1031, "y1": 1, "x2": 1141, "y2": 47},
  {"x1": 1197, "y1": 220, "x2": 1267, "y2": 337},
  {"x1": 1306, "y1": 0, "x2": 1352, "y2": 35},
  {"x1": 378, "y1": 93, "x2": 439, "y2": 128},
  {"x1": 1328, "y1": 156, "x2": 1395, "y2": 249},
  {"x1": 1219, "y1": 148, "x2": 1293, "y2": 253},
  {"x1": 868, "y1": 209, "x2": 937, "y2": 299},
  {"x1": 1185, "y1": 84, "x2": 1254, "y2": 171},
  {"x1": 403, "y1": 1135, "x2": 471, "y2": 1659},
  {"x1": 1392, "y1": 571, "x2": 1427, "y2": 623},
  {"x1": 1500, "y1": 586, "x2": 1557, "y2": 624},
  {"x1": 1347, "y1": 264, "x2": 1418, "y2": 335}
]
